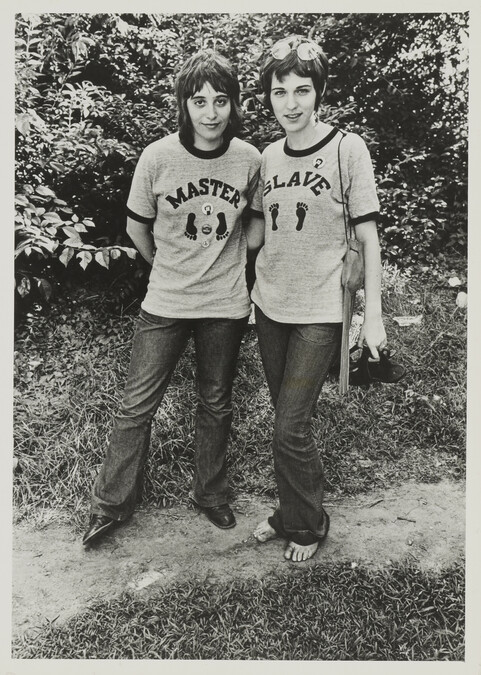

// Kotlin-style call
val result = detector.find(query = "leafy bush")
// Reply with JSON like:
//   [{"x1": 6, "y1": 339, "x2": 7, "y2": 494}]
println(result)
[
  {"x1": 15, "y1": 183, "x2": 137, "y2": 304},
  {"x1": 15, "y1": 12, "x2": 468, "y2": 309}
]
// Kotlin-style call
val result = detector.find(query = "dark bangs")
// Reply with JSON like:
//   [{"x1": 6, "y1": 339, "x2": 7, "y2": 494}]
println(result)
[
  {"x1": 179, "y1": 56, "x2": 239, "y2": 100},
  {"x1": 273, "y1": 51, "x2": 317, "y2": 81},
  {"x1": 260, "y1": 48, "x2": 328, "y2": 111},
  {"x1": 175, "y1": 50, "x2": 243, "y2": 146}
]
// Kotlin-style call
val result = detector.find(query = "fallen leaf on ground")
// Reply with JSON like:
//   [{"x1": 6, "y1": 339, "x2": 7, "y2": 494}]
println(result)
[
  {"x1": 393, "y1": 316, "x2": 423, "y2": 326},
  {"x1": 455, "y1": 292, "x2": 467, "y2": 309}
]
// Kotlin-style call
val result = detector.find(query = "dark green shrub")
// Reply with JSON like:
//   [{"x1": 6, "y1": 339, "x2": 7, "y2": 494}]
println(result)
[{"x1": 15, "y1": 13, "x2": 468, "y2": 310}]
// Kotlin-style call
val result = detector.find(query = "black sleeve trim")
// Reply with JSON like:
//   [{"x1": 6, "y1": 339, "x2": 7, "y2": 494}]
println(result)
[
  {"x1": 246, "y1": 208, "x2": 264, "y2": 218},
  {"x1": 350, "y1": 211, "x2": 380, "y2": 226},
  {"x1": 126, "y1": 207, "x2": 155, "y2": 225}
]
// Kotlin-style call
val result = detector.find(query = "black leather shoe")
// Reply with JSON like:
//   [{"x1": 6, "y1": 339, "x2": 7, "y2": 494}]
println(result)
[
  {"x1": 82, "y1": 514, "x2": 115, "y2": 545},
  {"x1": 192, "y1": 501, "x2": 236, "y2": 529}
]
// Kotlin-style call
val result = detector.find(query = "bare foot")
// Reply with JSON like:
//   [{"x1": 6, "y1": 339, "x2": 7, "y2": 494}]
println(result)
[
  {"x1": 284, "y1": 541, "x2": 319, "y2": 562},
  {"x1": 253, "y1": 520, "x2": 278, "y2": 543}
]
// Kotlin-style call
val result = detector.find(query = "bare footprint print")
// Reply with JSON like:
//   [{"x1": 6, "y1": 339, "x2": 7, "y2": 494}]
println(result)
[
  {"x1": 296, "y1": 202, "x2": 308, "y2": 231},
  {"x1": 184, "y1": 213, "x2": 197, "y2": 240},
  {"x1": 215, "y1": 212, "x2": 229, "y2": 240},
  {"x1": 269, "y1": 203, "x2": 279, "y2": 231}
]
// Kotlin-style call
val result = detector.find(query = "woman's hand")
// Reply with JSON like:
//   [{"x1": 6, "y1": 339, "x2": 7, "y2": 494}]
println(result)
[
  {"x1": 358, "y1": 315, "x2": 387, "y2": 360},
  {"x1": 245, "y1": 215, "x2": 265, "y2": 251},
  {"x1": 354, "y1": 220, "x2": 387, "y2": 360},
  {"x1": 126, "y1": 217, "x2": 155, "y2": 265}
]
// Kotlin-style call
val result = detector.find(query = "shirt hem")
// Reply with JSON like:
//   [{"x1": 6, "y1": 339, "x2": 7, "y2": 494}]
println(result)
[
  {"x1": 141, "y1": 300, "x2": 251, "y2": 320},
  {"x1": 351, "y1": 211, "x2": 380, "y2": 225},
  {"x1": 126, "y1": 207, "x2": 156, "y2": 225},
  {"x1": 253, "y1": 300, "x2": 342, "y2": 325}
]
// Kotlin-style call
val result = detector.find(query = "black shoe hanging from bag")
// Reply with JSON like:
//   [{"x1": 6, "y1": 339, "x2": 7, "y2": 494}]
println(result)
[{"x1": 349, "y1": 346, "x2": 406, "y2": 388}]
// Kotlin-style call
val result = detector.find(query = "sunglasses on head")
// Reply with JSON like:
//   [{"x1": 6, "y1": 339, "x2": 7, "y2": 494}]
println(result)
[{"x1": 270, "y1": 37, "x2": 324, "y2": 62}]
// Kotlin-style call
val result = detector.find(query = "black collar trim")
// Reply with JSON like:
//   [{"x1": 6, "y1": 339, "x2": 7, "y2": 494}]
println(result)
[
  {"x1": 283, "y1": 127, "x2": 340, "y2": 157},
  {"x1": 181, "y1": 136, "x2": 231, "y2": 159}
]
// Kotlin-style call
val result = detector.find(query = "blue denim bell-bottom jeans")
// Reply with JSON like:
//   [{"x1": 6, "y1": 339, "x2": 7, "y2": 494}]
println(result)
[
  {"x1": 90, "y1": 309, "x2": 247, "y2": 521},
  {"x1": 255, "y1": 305, "x2": 341, "y2": 546}
]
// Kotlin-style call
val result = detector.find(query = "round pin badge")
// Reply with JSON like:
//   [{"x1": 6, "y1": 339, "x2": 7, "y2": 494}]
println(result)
[
  {"x1": 202, "y1": 225, "x2": 212, "y2": 235},
  {"x1": 313, "y1": 156, "x2": 324, "y2": 169},
  {"x1": 201, "y1": 240, "x2": 210, "y2": 248},
  {"x1": 202, "y1": 203, "x2": 213, "y2": 215}
]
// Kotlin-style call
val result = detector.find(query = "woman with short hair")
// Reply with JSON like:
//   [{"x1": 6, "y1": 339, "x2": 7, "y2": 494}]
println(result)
[
  {"x1": 83, "y1": 49, "x2": 263, "y2": 545},
  {"x1": 252, "y1": 35, "x2": 387, "y2": 562}
]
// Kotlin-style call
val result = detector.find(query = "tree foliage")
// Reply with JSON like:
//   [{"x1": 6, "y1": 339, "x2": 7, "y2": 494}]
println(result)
[{"x1": 15, "y1": 12, "x2": 468, "y2": 306}]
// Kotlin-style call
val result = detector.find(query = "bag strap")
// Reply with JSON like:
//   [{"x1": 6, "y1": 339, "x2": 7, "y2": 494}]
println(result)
[
  {"x1": 337, "y1": 127, "x2": 355, "y2": 396},
  {"x1": 336, "y1": 128, "x2": 352, "y2": 244}
]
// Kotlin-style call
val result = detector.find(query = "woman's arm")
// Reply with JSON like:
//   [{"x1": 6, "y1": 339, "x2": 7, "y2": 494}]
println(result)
[
  {"x1": 245, "y1": 215, "x2": 265, "y2": 251},
  {"x1": 126, "y1": 217, "x2": 155, "y2": 265},
  {"x1": 354, "y1": 220, "x2": 387, "y2": 359}
]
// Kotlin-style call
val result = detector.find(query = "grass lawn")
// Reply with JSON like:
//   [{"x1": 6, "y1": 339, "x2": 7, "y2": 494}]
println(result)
[
  {"x1": 12, "y1": 264, "x2": 467, "y2": 659},
  {"x1": 13, "y1": 266, "x2": 466, "y2": 517},
  {"x1": 13, "y1": 562, "x2": 464, "y2": 660}
]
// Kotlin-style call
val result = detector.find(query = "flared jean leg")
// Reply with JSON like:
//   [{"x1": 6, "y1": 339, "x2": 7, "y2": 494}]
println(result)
[
  {"x1": 90, "y1": 311, "x2": 190, "y2": 520},
  {"x1": 255, "y1": 306, "x2": 341, "y2": 545},
  {"x1": 191, "y1": 317, "x2": 247, "y2": 507}
]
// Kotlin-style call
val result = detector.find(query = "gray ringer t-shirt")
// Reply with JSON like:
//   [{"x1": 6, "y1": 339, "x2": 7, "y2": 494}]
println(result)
[
  {"x1": 127, "y1": 133, "x2": 262, "y2": 319},
  {"x1": 251, "y1": 127, "x2": 380, "y2": 324}
]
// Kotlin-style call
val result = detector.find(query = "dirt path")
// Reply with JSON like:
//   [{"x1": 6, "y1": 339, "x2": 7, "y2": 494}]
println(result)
[{"x1": 12, "y1": 480, "x2": 465, "y2": 640}]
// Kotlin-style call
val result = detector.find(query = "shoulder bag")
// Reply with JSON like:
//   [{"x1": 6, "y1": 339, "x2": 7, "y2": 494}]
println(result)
[{"x1": 337, "y1": 130, "x2": 365, "y2": 395}]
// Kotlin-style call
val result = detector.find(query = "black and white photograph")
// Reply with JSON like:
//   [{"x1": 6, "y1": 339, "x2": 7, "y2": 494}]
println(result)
[{"x1": 6, "y1": 5, "x2": 478, "y2": 670}]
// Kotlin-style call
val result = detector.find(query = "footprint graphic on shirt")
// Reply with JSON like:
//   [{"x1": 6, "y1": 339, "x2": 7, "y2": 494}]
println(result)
[
  {"x1": 184, "y1": 213, "x2": 197, "y2": 240},
  {"x1": 269, "y1": 203, "x2": 279, "y2": 231},
  {"x1": 216, "y1": 213, "x2": 229, "y2": 240},
  {"x1": 296, "y1": 202, "x2": 308, "y2": 231}
]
